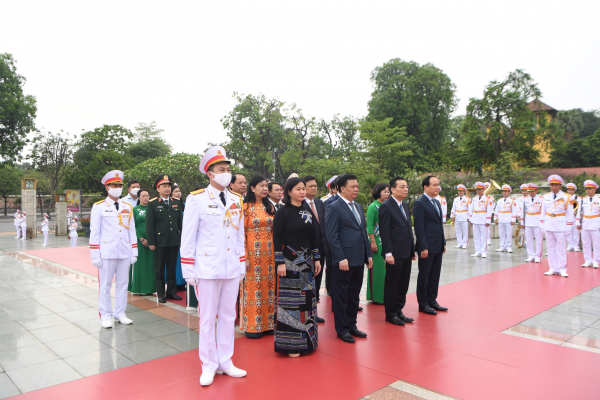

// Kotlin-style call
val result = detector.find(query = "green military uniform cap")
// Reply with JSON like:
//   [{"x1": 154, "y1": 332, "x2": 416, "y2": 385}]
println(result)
[{"x1": 154, "y1": 174, "x2": 172, "y2": 189}]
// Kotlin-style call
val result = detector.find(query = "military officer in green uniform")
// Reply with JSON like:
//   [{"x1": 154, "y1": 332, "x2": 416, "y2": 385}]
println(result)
[{"x1": 146, "y1": 174, "x2": 184, "y2": 303}]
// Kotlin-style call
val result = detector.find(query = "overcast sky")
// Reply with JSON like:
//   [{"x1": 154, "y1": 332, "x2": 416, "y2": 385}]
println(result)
[{"x1": 2, "y1": 0, "x2": 599, "y2": 155}]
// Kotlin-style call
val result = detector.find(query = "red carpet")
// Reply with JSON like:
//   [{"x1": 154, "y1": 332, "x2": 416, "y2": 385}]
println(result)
[
  {"x1": 9, "y1": 251, "x2": 600, "y2": 400},
  {"x1": 25, "y1": 247, "x2": 100, "y2": 278}
]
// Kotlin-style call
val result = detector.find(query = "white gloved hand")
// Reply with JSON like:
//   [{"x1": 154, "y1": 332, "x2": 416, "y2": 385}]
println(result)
[
  {"x1": 239, "y1": 273, "x2": 245, "y2": 282},
  {"x1": 92, "y1": 258, "x2": 102, "y2": 268},
  {"x1": 185, "y1": 277, "x2": 199, "y2": 286},
  {"x1": 130, "y1": 257, "x2": 137, "y2": 265}
]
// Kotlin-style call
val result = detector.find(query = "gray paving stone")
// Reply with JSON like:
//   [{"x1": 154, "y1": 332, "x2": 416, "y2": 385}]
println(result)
[
  {"x1": 57, "y1": 308, "x2": 100, "y2": 323},
  {"x1": 0, "y1": 321, "x2": 25, "y2": 336},
  {"x1": 0, "y1": 291, "x2": 28, "y2": 303},
  {"x1": 0, "y1": 299, "x2": 40, "y2": 311},
  {"x1": 6, "y1": 359, "x2": 82, "y2": 393},
  {"x1": 114, "y1": 338, "x2": 180, "y2": 363},
  {"x1": 3, "y1": 305, "x2": 54, "y2": 321},
  {"x1": 0, "y1": 372, "x2": 21, "y2": 398},
  {"x1": 132, "y1": 319, "x2": 191, "y2": 338},
  {"x1": 92, "y1": 327, "x2": 152, "y2": 347},
  {"x1": 0, "y1": 331, "x2": 42, "y2": 351},
  {"x1": 520, "y1": 318, "x2": 586, "y2": 336},
  {"x1": 45, "y1": 335, "x2": 109, "y2": 358},
  {"x1": 0, "y1": 311, "x2": 13, "y2": 323},
  {"x1": 17, "y1": 314, "x2": 69, "y2": 330},
  {"x1": 156, "y1": 330, "x2": 199, "y2": 351},
  {"x1": 44, "y1": 299, "x2": 89, "y2": 314},
  {"x1": 64, "y1": 349, "x2": 136, "y2": 377},
  {"x1": 575, "y1": 327, "x2": 600, "y2": 340},
  {"x1": 21, "y1": 288, "x2": 62, "y2": 299},
  {"x1": 0, "y1": 343, "x2": 59, "y2": 371},
  {"x1": 29, "y1": 323, "x2": 88, "y2": 343}
]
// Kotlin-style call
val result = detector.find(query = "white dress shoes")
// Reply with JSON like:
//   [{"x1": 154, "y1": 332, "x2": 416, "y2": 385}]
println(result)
[
  {"x1": 471, "y1": 252, "x2": 481, "y2": 257},
  {"x1": 200, "y1": 371, "x2": 215, "y2": 386},
  {"x1": 495, "y1": 248, "x2": 503, "y2": 252},
  {"x1": 525, "y1": 257, "x2": 534, "y2": 262},
  {"x1": 216, "y1": 366, "x2": 247, "y2": 378},
  {"x1": 594, "y1": 263, "x2": 599, "y2": 269},
  {"x1": 116, "y1": 316, "x2": 133, "y2": 325},
  {"x1": 454, "y1": 245, "x2": 461, "y2": 248},
  {"x1": 543, "y1": 270, "x2": 554, "y2": 276},
  {"x1": 507, "y1": 248, "x2": 513, "y2": 253},
  {"x1": 534, "y1": 257, "x2": 541, "y2": 263},
  {"x1": 574, "y1": 247, "x2": 580, "y2": 252},
  {"x1": 582, "y1": 262, "x2": 592, "y2": 268},
  {"x1": 462, "y1": 245, "x2": 467, "y2": 249},
  {"x1": 560, "y1": 271, "x2": 569, "y2": 277},
  {"x1": 482, "y1": 252, "x2": 487, "y2": 258},
  {"x1": 101, "y1": 319, "x2": 113, "y2": 329}
]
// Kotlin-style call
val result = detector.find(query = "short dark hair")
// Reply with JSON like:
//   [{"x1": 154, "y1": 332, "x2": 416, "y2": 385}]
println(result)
[
  {"x1": 389, "y1": 177, "x2": 406, "y2": 189},
  {"x1": 282, "y1": 177, "x2": 305, "y2": 205},
  {"x1": 422, "y1": 175, "x2": 437, "y2": 189},
  {"x1": 371, "y1": 183, "x2": 389, "y2": 200},
  {"x1": 136, "y1": 189, "x2": 150, "y2": 206},
  {"x1": 303, "y1": 175, "x2": 317, "y2": 185},
  {"x1": 337, "y1": 174, "x2": 357, "y2": 190},
  {"x1": 231, "y1": 173, "x2": 245, "y2": 185},
  {"x1": 268, "y1": 182, "x2": 282, "y2": 192},
  {"x1": 127, "y1": 180, "x2": 140, "y2": 188}
]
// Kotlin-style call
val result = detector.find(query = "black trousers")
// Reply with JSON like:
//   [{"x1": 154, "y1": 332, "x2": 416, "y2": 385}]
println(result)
[
  {"x1": 325, "y1": 254, "x2": 333, "y2": 294},
  {"x1": 332, "y1": 264, "x2": 364, "y2": 336},
  {"x1": 416, "y1": 250, "x2": 443, "y2": 308},
  {"x1": 315, "y1": 267, "x2": 323, "y2": 302},
  {"x1": 153, "y1": 245, "x2": 179, "y2": 298},
  {"x1": 384, "y1": 257, "x2": 412, "y2": 318}
]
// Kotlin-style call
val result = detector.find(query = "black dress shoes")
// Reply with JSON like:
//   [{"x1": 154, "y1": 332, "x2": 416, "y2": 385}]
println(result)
[
  {"x1": 316, "y1": 316, "x2": 325, "y2": 323},
  {"x1": 349, "y1": 329, "x2": 367, "y2": 338},
  {"x1": 158, "y1": 297, "x2": 167, "y2": 303},
  {"x1": 430, "y1": 304, "x2": 448, "y2": 312},
  {"x1": 357, "y1": 306, "x2": 364, "y2": 312},
  {"x1": 385, "y1": 316, "x2": 405, "y2": 326},
  {"x1": 338, "y1": 333, "x2": 355, "y2": 343},
  {"x1": 398, "y1": 313, "x2": 414, "y2": 323},
  {"x1": 419, "y1": 306, "x2": 437, "y2": 315}
]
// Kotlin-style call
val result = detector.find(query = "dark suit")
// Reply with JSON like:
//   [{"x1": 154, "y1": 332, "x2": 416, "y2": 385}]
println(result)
[
  {"x1": 412, "y1": 195, "x2": 446, "y2": 308},
  {"x1": 306, "y1": 198, "x2": 329, "y2": 302},
  {"x1": 323, "y1": 194, "x2": 339, "y2": 293},
  {"x1": 146, "y1": 196, "x2": 184, "y2": 298},
  {"x1": 378, "y1": 197, "x2": 415, "y2": 318},
  {"x1": 325, "y1": 197, "x2": 372, "y2": 336}
]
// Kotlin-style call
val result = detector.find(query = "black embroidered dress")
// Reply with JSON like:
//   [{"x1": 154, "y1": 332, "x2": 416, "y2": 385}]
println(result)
[{"x1": 273, "y1": 202, "x2": 320, "y2": 354}]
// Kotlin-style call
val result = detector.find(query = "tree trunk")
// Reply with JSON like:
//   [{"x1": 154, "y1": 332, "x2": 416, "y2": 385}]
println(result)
[{"x1": 3, "y1": 196, "x2": 6, "y2": 216}]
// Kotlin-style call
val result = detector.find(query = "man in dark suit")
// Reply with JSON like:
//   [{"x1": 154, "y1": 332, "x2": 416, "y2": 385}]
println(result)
[
  {"x1": 146, "y1": 174, "x2": 184, "y2": 303},
  {"x1": 303, "y1": 175, "x2": 328, "y2": 323},
  {"x1": 378, "y1": 177, "x2": 416, "y2": 326},
  {"x1": 412, "y1": 175, "x2": 447, "y2": 315},
  {"x1": 325, "y1": 174, "x2": 373, "y2": 343}
]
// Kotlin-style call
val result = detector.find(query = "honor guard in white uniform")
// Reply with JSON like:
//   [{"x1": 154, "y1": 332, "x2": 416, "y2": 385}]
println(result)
[
  {"x1": 522, "y1": 183, "x2": 544, "y2": 263},
  {"x1": 484, "y1": 182, "x2": 493, "y2": 245},
  {"x1": 42, "y1": 213, "x2": 49, "y2": 246},
  {"x1": 540, "y1": 175, "x2": 574, "y2": 277},
  {"x1": 565, "y1": 182, "x2": 580, "y2": 251},
  {"x1": 468, "y1": 182, "x2": 494, "y2": 258},
  {"x1": 180, "y1": 146, "x2": 247, "y2": 387},
  {"x1": 516, "y1": 184, "x2": 529, "y2": 224},
  {"x1": 576, "y1": 180, "x2": 600, "y2": 268},
  {"x1": 14, "y1": 210, "x2": 21, "y2": 239},
  {"x1": 435, "y1": 187, "x2": 448, "y2": 224},
  {"x1": 89, "y1": 170, "x2": 138, "y2": 329},
  {"x1": 19, "y1": 212, "x2": 27, "y2": 240},
  {"x1": 451, "y1": 184, "x2": 469, "y2": 249},
  {"x1": 67, "y1": 209, "x2": 73, "y2": 227},
  {"x1": 494, "y1": 185, "x2": 517, "y2": 252},
  {"x1": 321, "y1": 175, "x2": 338, "y2": 201},
  {"x1": 69, "y1": 216, "x2": 79, "y2": 247}
]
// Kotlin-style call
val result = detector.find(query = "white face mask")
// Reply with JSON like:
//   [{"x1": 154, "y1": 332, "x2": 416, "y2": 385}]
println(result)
[
  {"x1": 108, "y1": 187, "x2": 123, "y2": 198},
  {"x1": 210, "y1": 172, "x2": 232, "y2": 188},
  {"x1": 131, "y1": 188, "x2": 140, "y2": 197}
]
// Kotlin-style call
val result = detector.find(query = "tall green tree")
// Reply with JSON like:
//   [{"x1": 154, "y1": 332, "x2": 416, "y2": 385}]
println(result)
[
  {"x1": 367, "y1": 58, "x2": 457, "y2": 169},
  {"x1": 549, "y1": 128, "x2": 600, "y2": 168},
  {"x1": 459, "y1": 69, "x2": 562, "y2": 172},
  {"x1": 0, "y1": 54, "x2": 37, "y2": 162},
  {"x1": 557, "y1": 109, "x2": 584, "y2": 141},
  {"x1": 581, "y1": 109, "x2": 600, "y2": 138},
  {"x1": 359, "y1": 118, "x2": 413, "y2": 177},
  {"x1": 0, "y1": 164, "x2": 22, "y2": 215},
  {"x1": 128, "y1": 121, "x2": 172, "y2": 164},
  {"x1": 67, "y1": 125, "x2": 134, "y2": 193},
  {"x1": 29, "y1": 130, "x2": 73, "y2": 213}
]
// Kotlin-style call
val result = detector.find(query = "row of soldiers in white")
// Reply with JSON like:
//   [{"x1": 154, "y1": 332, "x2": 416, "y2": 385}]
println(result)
[
  {"x1": 13, "y1": 210, "x2": 27, "y2": 240},
  {"x1": 13, "y1": 210, "x2": 75, "y2": 246}
]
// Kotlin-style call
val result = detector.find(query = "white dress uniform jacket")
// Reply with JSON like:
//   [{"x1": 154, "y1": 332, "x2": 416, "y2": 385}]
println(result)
[
  {"x1": 89, "y1": 198, "x2": 138, "y2": 260},
  {"x1": 540, "y1": 191, "x2": 574, "y2": 232},
  {"x1": 435, "y1": 195, "x2": 448, "y2": 223},
  {"x1": 180, "y1": 186, "x2": 245, "y2": 280},
  {"x1": 41, "y1": 218, "x2": 49, "y2": 232},
  {"x1": 468, "y1": 195, "x2": 494, "y2": 224},
  {"x1": 577, "y1": 195, "x2": 600, "y2": 230},
  {"x1": 522, "y1": 195, "x2": 543, "y2": 227},
  {"x1": 494, "y1": 197, "x2": 517, "y2": 223},
  {"x1": 14, "y1": 213, "x2": 20, "y2": 227},
  {"x1": 450, "y1": 196, "x2": 469, "y2": 222}
]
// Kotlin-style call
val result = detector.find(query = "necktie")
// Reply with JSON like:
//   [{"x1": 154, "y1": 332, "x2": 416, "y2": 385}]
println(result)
[
  {"x1": 399, "y1": 201, "x2": 407, "y2": 219},
  {"x1": 219, "y1": 192, "x2": 226, "y2": 206},
  {"x1": 164, "y1": 198, "x2": 169, "y2": 206},
  {"x1": 553, "y1": 194, "x2": 556, "y2": 200},
  {"x1": 349, "y1": 202, "x2": 361, "y2": 225},
  {"x1": 114, "y1": 201, "x2": 119, "y2": 211},
  {"x1": 310, "y1": 201, "x2": 319, "y2": 223},
  {"x1": 433, "y1": 198, "x2": 442, "y2": 218}
]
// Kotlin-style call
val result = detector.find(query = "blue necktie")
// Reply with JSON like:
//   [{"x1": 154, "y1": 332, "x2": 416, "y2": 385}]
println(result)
[{"x1": 350, "y1": 202, "x2": 361, "y2": 225}]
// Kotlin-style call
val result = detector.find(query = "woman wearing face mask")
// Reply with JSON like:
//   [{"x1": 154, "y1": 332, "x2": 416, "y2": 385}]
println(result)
[
  {"x1": 273, "y1": 177, "x2": 321, "y2": 357},
  {"x1": 129, "y1": 189, "x2": 156, "y2": 295},
  {"x1": 240, "y1": 175, "x2": 276, "y2": 338},
  {"x1": 366, "y1": 183, "x2": 390, "y2": 305},
  {"x1": 169, "y1": 184, "x2": 187, "y2": 291}
]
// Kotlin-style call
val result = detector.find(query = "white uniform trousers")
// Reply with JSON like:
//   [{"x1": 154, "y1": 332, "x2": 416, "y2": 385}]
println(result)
[
  {"x1": 567, "y1": 225, "x2": 580, "y2": 249},
  {"x1": 525, "y1": 226, "x2": 543, "y2": 259},
  {"x1": 455, "y1": 221, "x2": 469, "y2": 247},
  {"x1": 196, "y1": 277, "x2": 238, "y2": 374},
  {"x1": 98, "y1": 258, "x2": 130, "y2": 321},
  {"x1": 20, "y1": 225, "x2": 27, "y2": 239},
  {"x1": 473, "y1": 224, "x2": 488, "y2": 253},
  {"x1": 582, "y1": 230, "x2": 600, "y2": 264},
  {"x1": 545, "y1": 231, "x2": 567, "y2": 273},
  {"x1": 70, "y1": 236, "x2": 77, "y2": 247},
  {"x1": 487, "y1": 225, "x2": 492, "y2": 244},
  {"x1": 43, "y1": 231, "x2": 49, "y2": 245},
  {"x1": 15, "y1": 225, "x2": 21, "y2": 238},
  {"x1": 498, "y1": 223, "x2": 512, "y2": 250}
]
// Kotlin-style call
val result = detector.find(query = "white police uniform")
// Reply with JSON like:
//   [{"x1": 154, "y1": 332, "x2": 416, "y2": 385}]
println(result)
[
  {"x1": 522, "y1": 185, "x2": 543, "y2": 262},
  {"x1": 180, "y1": 146, "x2": 246, "y2": 385},
  {"x1": 494, "y1": 186, "x2": 517, "y2": 252},
  {"x1": 67, "y1": 209, "x2": 73, "y2": 227},
  {"x1": 42, "y1": 215, "x2": 49, "y2": 246},
  {"x1": 19, "y1": 213, "x2": 27, "y2": 240},
  {"x1": 566, "y1": 182, "x2": 580, "y2": 251},
  {"x1": 450, "y1": 187, "x2": 469, "y2": 248},
  {"x1": 468, "y1": 184, "x2": 494, "y2": 257},
  {"x1": 14, "y1": 211, "x2": 21, "y2": 238},
  {"x1": 540, "y1": 175, "x2": 574, "y2": 276},
  {"x1": 435, "y1": 195, "x2": 447, "y2": 223},
  {"x1": 89, "y1": 170, "x2": 138, "y2": 326},
  {"x1": 69, "y1": 220, "x2": 78, "y2": 247},
  {"x1": 576, "y1": 181, "x2": 600, "y2": 268}
]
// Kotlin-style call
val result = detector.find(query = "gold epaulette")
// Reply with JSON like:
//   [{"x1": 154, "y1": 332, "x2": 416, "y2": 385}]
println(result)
[
  {"x1": 94, "y1": 200, "x2": 104, "y2": 205},
  {"x1": 190, "y1": 189, "x2": 205, "y2": 195},
  {"x1": 320, "y1": 195, "x2": 328, "y2": 200},
  {"x1": 149, "y1": 197, "x2": 158, "y2": 202}
]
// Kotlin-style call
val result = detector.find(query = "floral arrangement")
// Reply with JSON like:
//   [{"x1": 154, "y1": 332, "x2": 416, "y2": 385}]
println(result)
[{"x1": 80, "y1": 218, "x2": 91, "y2": 226}]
